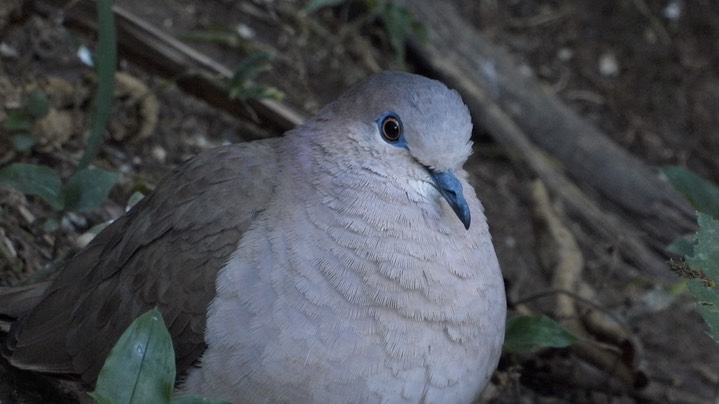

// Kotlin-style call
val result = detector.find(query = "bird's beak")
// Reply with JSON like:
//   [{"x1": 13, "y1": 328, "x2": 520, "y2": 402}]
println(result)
[{"x1": 429, "y1": 169, "x2": 471, "y2": 230}]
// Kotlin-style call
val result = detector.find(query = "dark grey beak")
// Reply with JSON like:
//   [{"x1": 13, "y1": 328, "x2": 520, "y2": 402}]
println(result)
[{"x1": 429, "y1": 169, "x2": 471, "y2": 230}]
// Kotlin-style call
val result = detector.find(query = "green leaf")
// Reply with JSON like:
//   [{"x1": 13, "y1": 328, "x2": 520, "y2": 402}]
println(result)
[
  {"x1": 685, "y1": 213, "x2": 719, "y2": 343},
  {"x1": 0, "y1": 163, "x2": 63, "y2": 211},
  {"x1": 303, "y1": 0, "x2": 345, "y2": 14},
  {"x1": 380, "y1": 3, "x2": 411, "y2": 62},
  {"x1": 228, "y1": 85, "x2": 284, "y2": 101},
  {"x1": 667, "y1": 233, "x2": 695, "y2": 257},
  {"x1": 231, "y1": 52, "x2": 273, "y2": 84},
  {"x1": 662, "y1": 166, "x2": 719, "y2": 219},
  {"x1": 687, "y1": 279, "x2": 719, "y2": 344},
  {"x1": 79, "y1": 0, "x2": 117, "y2": 169},
  {"x1": 375, "y1": 2, "x2": 425, "y2": 63},
  {"x1": 503, "y1": 315, "x2": 578, "y2": 353},
  {"x1": 90, "y1": 308, "x2": 176, "y2": 404},
  {"x1": 41, "y1": 217, "x2": 61, "y2": 232},
  {"x1": 4, "y1": 112, "x2": 34, "y2": 132},
  {"x1": 61, "y1": 167, "x2": 120, "y2": 212},
  {"x1": 12, "y1": 133, "x2": 37, "y2": 152},
  {"x1": 26, "y1": 88, "x2": 50, "y2": 119},
  {"x1": 171, "y1": 396, "x2": 231, "y2": 404},
  {"x1": 88, "y1": 393, "x2": 114, "y2": 404},
  {"x1": 688, "y1": 213, "x2": 719, "y2": 282},
  {"x1": 227, "y1": 53, "x2": 283, "y2": 101}
]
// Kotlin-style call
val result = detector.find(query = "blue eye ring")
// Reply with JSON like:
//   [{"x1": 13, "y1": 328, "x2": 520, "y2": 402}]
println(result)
[{"x1": 378, "y1": 113, "x2": 402, "y2": 143}]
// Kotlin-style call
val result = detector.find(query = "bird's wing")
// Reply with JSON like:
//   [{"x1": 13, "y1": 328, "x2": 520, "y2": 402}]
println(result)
[{"x1": 3, "y1": 139, "x2": 281, "y2": 385}]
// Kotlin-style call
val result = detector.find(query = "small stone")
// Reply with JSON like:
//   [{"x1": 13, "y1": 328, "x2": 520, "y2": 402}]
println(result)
[
  {"x1": 557, "y1": 47, "x2": 573, "y2": 62},
  {"x1": 235, "y1": 23, "x2": 255, "y2": 39},
  {"x1": 663, "y1": 1, "x2": 682, "y2": 21},
  {"x1": 598, "y1": 52, "x2": 619, "y2": 77},
  {"x1": 151, "y1": 145, "x2": 167, "y2": 163},
  {"x1": 0, "y1": 42, "x2": 18, "y2": 59}
]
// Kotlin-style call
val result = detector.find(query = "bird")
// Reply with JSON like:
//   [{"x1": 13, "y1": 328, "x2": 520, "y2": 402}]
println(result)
[{"x1": 0, "y1": 71, "x2": 506, "y2": 403}]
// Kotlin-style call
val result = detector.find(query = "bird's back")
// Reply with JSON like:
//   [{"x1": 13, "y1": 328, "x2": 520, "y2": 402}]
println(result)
[{"x1": 1, "y1": 139, "x2": 282, "y2": 384}]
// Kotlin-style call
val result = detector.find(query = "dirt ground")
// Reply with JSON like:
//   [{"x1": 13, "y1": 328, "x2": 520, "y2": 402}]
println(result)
[{"x1": 1, "y1": 0, "x2": 718, "y2": 403}]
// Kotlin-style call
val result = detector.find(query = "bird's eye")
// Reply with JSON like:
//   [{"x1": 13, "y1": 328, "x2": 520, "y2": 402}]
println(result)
[{"x1": 380, "y1": 115, "x2": 402, "y2": 143}]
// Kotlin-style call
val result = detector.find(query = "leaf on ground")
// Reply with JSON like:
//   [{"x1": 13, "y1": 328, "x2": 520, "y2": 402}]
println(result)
[
  {"x1": 503, "y1": 315, "x2": 578, "y2": 353},
  {"x1": 12, "y1": 133, "x2": 37, "y2": 152},
  {"x1": 685, "y1": 213, "x2": 719, "y2": 343},
  {"x1": 379, "y1": 2, "x2": 413, "y2": 62},
  {"x1": 230, "y1": 52, "x2": 272, "y2": 85},
  {"x1": 667, "y1": 234, "x2": 695, "y2": 257},
  {"x1": 687, "y1": 279, "x2": 719, "y2": 344},
  {"x1": 26, "y1": 87, "x2": 50, "y2": 119},
  {"x1": 376, "y1": 2, "x2": 427, "y2": 63},
  {"x1": 171, "y1": 395, "x2": 231, "y2": 404},
  {"x1": 0, "y1": 163, "x2": 63, "y2": 211},
  {"x1": 228, "y1": 52, "x2": 283, "y2": 101},
  {"x1": 688, "y1": 213, "x2": 719, "y2": 282},
  {"x1": 90, "y1": 308, "x2": 176, "y2": 404},
  {"x1": 61, "y1": 167, "x2": 120, "y2": 212},
  {"x1": 303, "y1": 0, "x2": 345, "y2": 14},
  {"x1": 662, "y1": 166, "x2": 719, "y2": 218},
  {"x1": 79, "y1": 0, "x2": 117, "y2": 169},
  {"x1": 3, "y1": 112, "x2": 34, "y2": 132}
]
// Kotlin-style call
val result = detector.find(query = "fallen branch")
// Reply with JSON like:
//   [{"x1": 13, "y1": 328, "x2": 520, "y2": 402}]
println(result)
[{"x1": 35, "y1": 0, "x2": 306, "y2": 135}]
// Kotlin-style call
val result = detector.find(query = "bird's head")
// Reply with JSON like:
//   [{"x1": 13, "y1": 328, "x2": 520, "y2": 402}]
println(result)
[{"x1": 312, "y1": 71, "x2": 475, "y2": 229}]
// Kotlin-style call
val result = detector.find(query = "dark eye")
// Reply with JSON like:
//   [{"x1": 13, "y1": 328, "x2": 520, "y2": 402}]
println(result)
[{"x1": 381, "y1": 115, "x2": 402, "y2": 143}]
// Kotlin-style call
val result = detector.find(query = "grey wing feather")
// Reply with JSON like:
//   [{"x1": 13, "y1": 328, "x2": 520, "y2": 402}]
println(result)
[{"x1": 3, "y1": 139, "x2": 280, "y2": 385}]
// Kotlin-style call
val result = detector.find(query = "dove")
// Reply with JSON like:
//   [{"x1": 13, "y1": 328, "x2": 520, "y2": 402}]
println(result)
[{"x1": 0, "y1": 71, "x2": 506, "y2": 403}]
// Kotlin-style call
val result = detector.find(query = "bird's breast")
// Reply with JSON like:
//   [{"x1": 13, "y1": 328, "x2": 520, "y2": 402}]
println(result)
[{"x1": 180, "y1": 182, "x2": 505, "y2": 403}]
